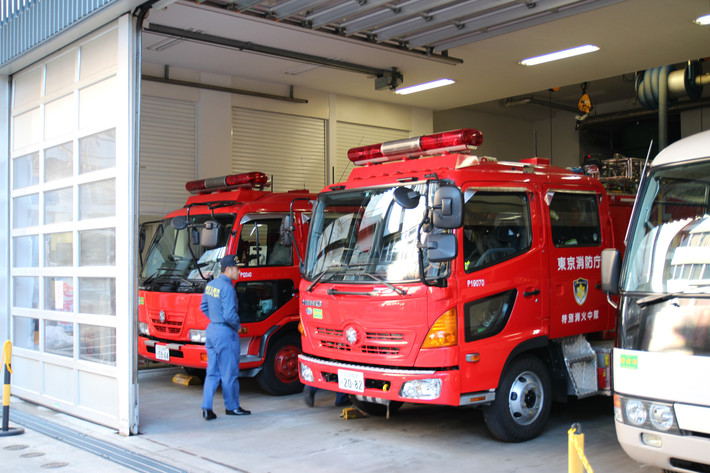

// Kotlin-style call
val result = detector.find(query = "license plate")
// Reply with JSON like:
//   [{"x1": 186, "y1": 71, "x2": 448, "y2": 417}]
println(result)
[
  {"x1": 155, "y1": 344, "x2": 170, "y2": 361},
  {"x1": 338, "y1": 369, "x2": 364, "y2": 393}
]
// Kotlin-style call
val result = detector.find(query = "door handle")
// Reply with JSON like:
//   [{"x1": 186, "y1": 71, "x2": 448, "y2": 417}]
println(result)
[{"x1": 523, "y1": 289, "x2": 541, "y2": 297}]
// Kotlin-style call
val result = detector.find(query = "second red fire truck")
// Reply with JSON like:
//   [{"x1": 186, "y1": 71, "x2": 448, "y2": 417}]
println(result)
[
  {"x1": 138, "y1": 172, "x2": 313, "y2": 395},
  {"x1": 297, "y1": 129, "x2": 633, "y2": 441}
]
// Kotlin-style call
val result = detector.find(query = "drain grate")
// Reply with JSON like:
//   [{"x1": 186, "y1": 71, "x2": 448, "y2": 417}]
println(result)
[
  {"x1": 21, "y1": 451, "x2": 46, "y2": 458},
  {"x1": 4, "y1": 444, "x2": 29, "y2": 450},
  {"x1": 10, "y1": 410, "x2": 187, "y2": 473},
  {"x1": 41, "y1": 461, "x2": 69, "y2": 469}
]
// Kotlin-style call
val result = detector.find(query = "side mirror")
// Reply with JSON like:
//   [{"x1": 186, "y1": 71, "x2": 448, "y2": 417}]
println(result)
[
  {"x1": 432, "y1": 186, "x2": 463, "y2": 229},
  {"x1": 138, "y1": 227, "x2": 146, "y2": 254},
  {"x1": 280, "y1": 215, "x2": 294, "y2": 247},
  {"x1": 427, "y1": 233, "x2": 457, "y2": 262},
  {"x1": 393, "y1": 186, "x2": 421, "y2": 209},
  {"x1": 601, "y1": 248, "x2": 620, "y2": 294},
  {"x1": 201, "y1": 220, "x2": 222, "y2": 249},
  {"x1": 171, "y1": 215, "x2": 188, "y2": 230}
]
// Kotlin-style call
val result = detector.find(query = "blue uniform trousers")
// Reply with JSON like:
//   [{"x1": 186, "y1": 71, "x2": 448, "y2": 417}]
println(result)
[{"x1": 201, "y1": 323, "x2": 240, "y2": 411}]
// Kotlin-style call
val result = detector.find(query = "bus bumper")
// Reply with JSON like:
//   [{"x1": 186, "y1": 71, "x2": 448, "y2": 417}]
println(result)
[
  {"x1": 615, "y1": 420, "x2": 710, "y2": 472},
  {"x1": 298, "y1": 354, "x2": 463, "y2": 406}
]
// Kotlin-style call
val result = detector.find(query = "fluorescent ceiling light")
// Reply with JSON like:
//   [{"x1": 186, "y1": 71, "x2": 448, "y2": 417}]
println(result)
[
  {"x1": 694, "y1": 14, "x2": 710, "y2": 25},
  {"x1": 395, "y1": 79, "x2": 455, "y2": 95},
  {"x1": 520, "y1": 45, "x2": 599, "y2": 66}
]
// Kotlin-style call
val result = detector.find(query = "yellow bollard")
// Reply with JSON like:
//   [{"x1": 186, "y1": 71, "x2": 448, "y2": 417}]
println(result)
[
  {"x1": 1, "y1": 340, "x2": 25, "y2": 437},
  {"x1": 568, "y1": 423, "x2": 593, "y2": 473}
]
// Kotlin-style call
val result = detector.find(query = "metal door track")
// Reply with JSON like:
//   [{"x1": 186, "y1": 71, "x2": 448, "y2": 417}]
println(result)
[{"x1": 8, "y1": 410, "x2": 187, "y2": 473}]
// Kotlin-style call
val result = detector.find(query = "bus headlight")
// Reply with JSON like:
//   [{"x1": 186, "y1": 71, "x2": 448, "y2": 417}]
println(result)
[
  {"x1": 649, "y1": 403, "x2": 674, "y2": 431},
  {"x1": 617, "y1": 395, "x2": 679, "y2": 434},
  {"x1": 625, "y1": 399, "x2": 647, "y2": 426},
  {"x1": 300, "y1": 363, "x2": 314, "y2": 382},
  {"x1": 189, "y1": 329, "x2": 206, "y2": 343},
  {"x1": 138, "y1": 322, "x2": 149, "y2": 336},
  {"x1": 400, "y1": 379, "x2": 441, "y2": 400}
]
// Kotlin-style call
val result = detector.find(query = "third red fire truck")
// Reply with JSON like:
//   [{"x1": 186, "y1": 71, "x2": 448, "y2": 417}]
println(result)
[
  {"x1": 138, "y1": 172, "x2": 313, "y2": 395},
  {"x1": 297, "y1": 129, "x2": 633, "y2": 441}
]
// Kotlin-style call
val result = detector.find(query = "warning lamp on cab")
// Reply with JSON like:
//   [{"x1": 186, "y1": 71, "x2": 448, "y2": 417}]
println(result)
[
  {"x1": 185, "y1": 172, "x2": 269, "y2": 194},
  {"x1": 347, "y1": 128, "x2": 483, "y2": 166}
]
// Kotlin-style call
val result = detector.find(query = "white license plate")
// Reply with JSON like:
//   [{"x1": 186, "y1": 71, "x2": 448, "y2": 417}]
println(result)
[
  {"x1": 338, "y1": 369, "x2": 364, "y2": 393},
  {"x1": 155, "y1": 344, "x2": 170, "y2": 361}
]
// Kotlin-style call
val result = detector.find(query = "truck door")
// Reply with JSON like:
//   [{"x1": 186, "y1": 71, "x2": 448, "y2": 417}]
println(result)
[
  {"x1": 458, "y1": 186, "x2": 546, "y2": 393},
  {"x1": 544, "y1": 189, "x2": 612, "y2": 337}
]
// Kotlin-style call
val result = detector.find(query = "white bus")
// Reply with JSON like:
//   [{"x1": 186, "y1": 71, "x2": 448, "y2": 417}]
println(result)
[{"x1": 602, "y1": 129, "x2": 710, "y2": 473}]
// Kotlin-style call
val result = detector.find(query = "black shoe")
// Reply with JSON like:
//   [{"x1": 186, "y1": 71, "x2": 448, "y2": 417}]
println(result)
[
  {"x1": 225, "y1": 407, "x2": 251, "y2": 416},
  {"x1": 202, "y1": 408, "x2": 217, "y2": 420},
  {"x1": 303, "y1": 386, "x2": 316, "y2": 408}
]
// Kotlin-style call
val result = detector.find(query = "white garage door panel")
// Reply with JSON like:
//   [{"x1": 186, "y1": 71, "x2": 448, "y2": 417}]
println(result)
[
  {"x1": 11, "y1": 356, "x2": 41, "y2": 394},
  {"x1": 232, "y1": 107, "x2": 325, "y2": 193},
  {"x1": 79, "y1": 370, "x2": 118, "y2": 416},
  {"x1": 44, "y1": 364, "x2": 74, "y2": 403},
  {"x1": 140, "y1": 96, "x2": 196, "y2": 216}
]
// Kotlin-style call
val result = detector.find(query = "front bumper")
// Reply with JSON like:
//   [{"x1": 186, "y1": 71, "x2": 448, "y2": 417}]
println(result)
[
  {"x1": 138, "y1": 336, "x2": 207, "y2": 368},
  {"x1": 615, "y1": 420, "x2": 710, "y2": 472},
  {"x1": 298, "y1": 354, "x2": 468, "y2": 406}
]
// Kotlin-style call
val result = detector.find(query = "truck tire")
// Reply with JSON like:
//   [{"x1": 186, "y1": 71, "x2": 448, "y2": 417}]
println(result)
[
  {"x1": 351, "y1": 397, "x2": 403, "y2": 416},
  {"x1": 256, "y1": 332, "x2": 302, "y2": 396},
  {"x1": 483, "y1": 355, "x2": 552, "y2": 442}
]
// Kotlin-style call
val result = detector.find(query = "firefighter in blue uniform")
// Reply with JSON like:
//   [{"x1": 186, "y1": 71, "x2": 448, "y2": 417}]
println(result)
[{"x1": 200, "y1": 254, "x2": 251, "y2": 419}]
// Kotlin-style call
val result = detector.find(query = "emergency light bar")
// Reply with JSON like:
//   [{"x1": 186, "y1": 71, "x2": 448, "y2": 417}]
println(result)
[
  {"x1": 185, "y1": 172, "x2": 269, "y2": 194},
  {"x1": 347, "y1": 128, "x2": 483, "y2": 166}
]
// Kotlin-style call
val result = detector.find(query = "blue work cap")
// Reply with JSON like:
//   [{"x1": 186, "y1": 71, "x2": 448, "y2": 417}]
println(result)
[{"x1": 220, "y1": 254, "x2": 238, "y2": 270}]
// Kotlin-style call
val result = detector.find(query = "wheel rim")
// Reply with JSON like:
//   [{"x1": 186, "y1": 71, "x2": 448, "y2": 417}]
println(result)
[
  {"x1": 507, "y1": 370, "x2": 544, "y2": 426},
  {"x1": 273, "y1": 345, "x2": 300, "y2": 384}
]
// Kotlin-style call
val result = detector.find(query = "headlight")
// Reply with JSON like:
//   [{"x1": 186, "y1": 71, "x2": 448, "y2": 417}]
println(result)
[
  {"x1": 617, "y1": 395, "x2": 679, "y2": 434},
  {"x1": 625, "y1": 399, "x2": 647, "y2": 426},
  {"x1": 300, "y1": 363, "x2": 314, "y2": 382},
  {"x1": 138, "y1": 322, "x2": 149, "y2": 336},
  {"x1": 649, "y1": 403, "x2": 674, "y2": 431},
  {"x1": 400, "y1": 379, "x2": 441, "y2": 400},
  {"x1": 189, "y1": 329, "x2": 206, "y2": 343}
]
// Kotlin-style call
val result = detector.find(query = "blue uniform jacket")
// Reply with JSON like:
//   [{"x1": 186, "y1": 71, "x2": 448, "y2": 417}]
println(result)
[{"x1": 201, "y1": 274, "x2": 240, "y2": 332}]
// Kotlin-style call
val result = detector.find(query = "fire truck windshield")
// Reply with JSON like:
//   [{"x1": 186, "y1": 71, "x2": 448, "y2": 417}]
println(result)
[
  {"x1": 304, "y1": 183, "x2": 447, "y2": 284},
  {"x1": 141, "y1": 214, "x2": 234, "y2": 292}
]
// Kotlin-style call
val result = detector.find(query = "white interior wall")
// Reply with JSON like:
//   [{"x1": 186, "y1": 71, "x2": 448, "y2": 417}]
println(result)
[
  {"x1": 434, "y1": 108, "x2": 541, "y2": 163},
  {"x1": 141, "y1": 64, "x2": 433, "y2": 182}
]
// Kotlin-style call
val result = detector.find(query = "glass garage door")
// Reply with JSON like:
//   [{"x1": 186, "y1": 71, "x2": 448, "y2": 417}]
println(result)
[{"x1": 8, "y1": 16, "x2": 138, "y2": 435}]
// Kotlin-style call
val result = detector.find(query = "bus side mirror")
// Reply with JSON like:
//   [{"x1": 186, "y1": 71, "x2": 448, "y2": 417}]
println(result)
[
  {"x1": 280, "y1": 215, "x2": 294, "y2": 247},
  {"x1": 601, "y1": 248, "x2": 620, "y2": 295},
  {"x1": 201, "y1": 220, "x2": 222, "y2": 249},
  {"x1": 427, "y1": 233, "x2": 457, "y2": 262},
  {"x1": 432, "y1": 186, "x2": 463, "y2": 229}
]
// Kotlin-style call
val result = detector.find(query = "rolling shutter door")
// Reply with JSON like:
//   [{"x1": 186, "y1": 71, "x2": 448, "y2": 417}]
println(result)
[
  {"x1": 139, "y1": 96, "x2": 196, "y2": 215},
  {"x1": 334, "y1": 122, "x2": 409, "y2": 184},
  {"x1": 232, "y1": 107, "x2": 325, "y2": 193}
]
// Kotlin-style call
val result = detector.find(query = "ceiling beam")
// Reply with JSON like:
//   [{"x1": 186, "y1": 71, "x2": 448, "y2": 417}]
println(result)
[
  {"x1": 144, "y1": 23, "x2": 401, "y2": 81},
  {"x1": 340, "y1": 0, "x2": 454, "y2": 35}
]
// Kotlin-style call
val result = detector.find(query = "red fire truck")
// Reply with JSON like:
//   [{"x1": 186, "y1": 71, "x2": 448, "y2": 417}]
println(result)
[
  {"x1": 138, "y1": 172, "x2": 313, "y2": 395},
  {"x1": 296, "y1": 129, "x2": 633, "y2": 441}
]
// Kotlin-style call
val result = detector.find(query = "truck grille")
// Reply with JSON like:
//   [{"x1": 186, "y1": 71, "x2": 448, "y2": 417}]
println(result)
[
  {"x1": 150, "y1": 317, "x2": 183, "y2": 335},
  {"x1": 316, "y1": 327, "x2": 405, "y2": 356}
]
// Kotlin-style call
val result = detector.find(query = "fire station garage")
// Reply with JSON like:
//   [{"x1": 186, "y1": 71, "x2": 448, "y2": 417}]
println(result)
[{"x1": 1, "y1": 1, "x2": 709, "y2": 472}]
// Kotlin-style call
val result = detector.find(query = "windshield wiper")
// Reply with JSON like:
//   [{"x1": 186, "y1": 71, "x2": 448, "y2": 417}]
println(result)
[
  {"x1": 306, "y1": 263, "x2": 374, "y2": 292},
  {"x1": 636, "y1": 285, "x2": 710, "y2": 308},
  {"x1": 356, "y1": 271, "x2": 407, "y2": 296},
  {"x1": 143, "y1": 267, "x2": 181, "y2": 286}
]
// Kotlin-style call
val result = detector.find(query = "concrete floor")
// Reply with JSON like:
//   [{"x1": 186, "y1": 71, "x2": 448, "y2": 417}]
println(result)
[{"x1": 2, "y1": 366, "x2": 656, "y2": 473}]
